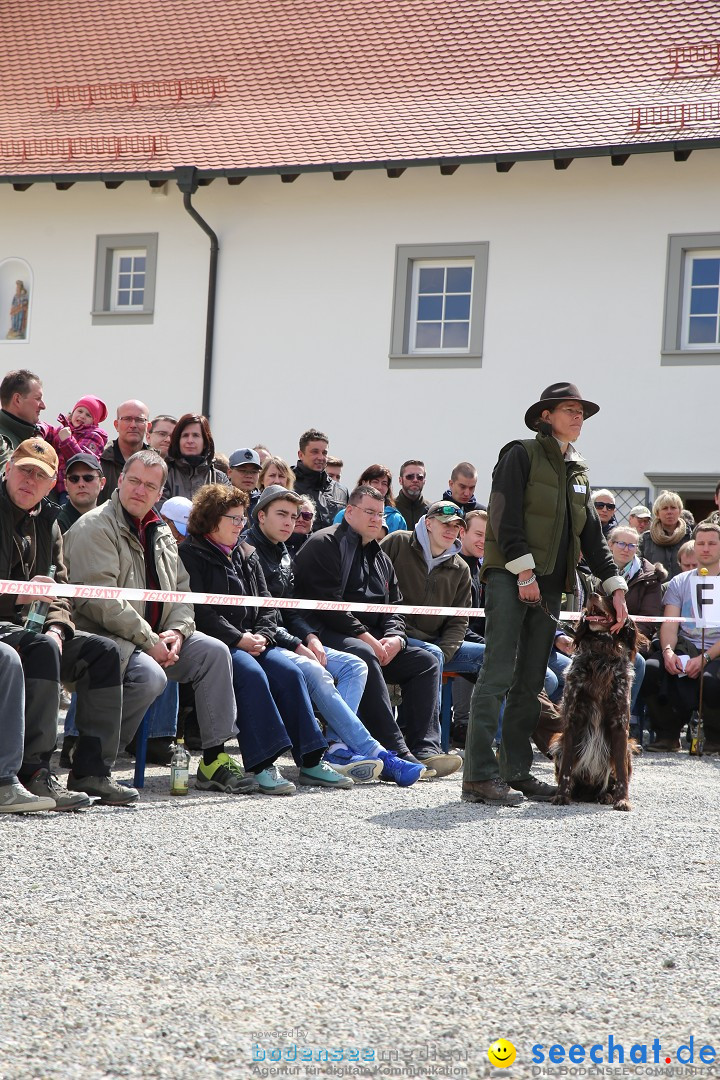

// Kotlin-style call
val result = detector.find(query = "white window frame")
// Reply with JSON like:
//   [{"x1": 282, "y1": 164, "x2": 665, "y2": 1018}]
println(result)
[
  {"x1": 389, "y1": 242, "x2": 489, "y2": 368},
  {"x1": 662, "y1": 232, "x2": 720, "y2": 365},
  {"x1": 110, "y1": 248, "x2": 147, "y2": 313},
  {"x1": 408, "y1": 258, "x2": 474, "y2": 354},
  {"x1": 92, "y1": 233, "x2": 158, "y2": 325}
]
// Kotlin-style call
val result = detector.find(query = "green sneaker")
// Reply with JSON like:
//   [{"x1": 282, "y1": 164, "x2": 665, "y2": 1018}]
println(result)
[
  {"x1": 196, "y1": 753, "x2": 259, "y2": 794},
  {"x1": 252, "y1": 765, "x2": 296, "y2": 796},
  {"x1": 298, "y1": 761, "x2": 354, "y2": 789}
]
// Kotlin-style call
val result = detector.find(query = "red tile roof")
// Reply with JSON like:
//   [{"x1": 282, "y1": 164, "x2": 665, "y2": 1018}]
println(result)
[{"x1": 3, "y1": 0, "x2": 720, "y2": 181}]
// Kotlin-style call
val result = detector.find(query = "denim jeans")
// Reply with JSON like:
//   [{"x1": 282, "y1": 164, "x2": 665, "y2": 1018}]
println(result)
[
  {"x1": 281, "y1": 647, "x2": 380, "y2": 758},
  {"x1": 0, "y1": 641, "x2": 26, "y2": 783},
  {"x1": 230, "y1": 646, "x2": 327, "y2": 768}
]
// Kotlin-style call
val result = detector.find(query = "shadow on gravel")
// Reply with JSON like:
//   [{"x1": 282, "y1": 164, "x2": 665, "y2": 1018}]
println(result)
[{"x1": 367, "y1": 797, "x2": 630, "y2": 830}]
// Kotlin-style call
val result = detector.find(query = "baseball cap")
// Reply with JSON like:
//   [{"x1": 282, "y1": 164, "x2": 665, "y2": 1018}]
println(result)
[
  {"x1": 161, "y1": 496, "x2": 192, "y2": 537},
  {"x1": 66, "y1": 452, "x2": 102, "y2": 473},
  {"x1": 426, "y1": 500, "x2": 465, "y2": 525},
  {"x1": 629, "y1": 505, "x2": 651, "y2": 519},
  {"x1": 11, "y1": 438, "x2": 58, "y2": 477},
  {"x1": 229, "y1": 447, "x2": 261, "y2": 469}
]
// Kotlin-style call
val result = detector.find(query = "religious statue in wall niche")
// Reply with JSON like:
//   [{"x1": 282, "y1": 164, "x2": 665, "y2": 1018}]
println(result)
[{"x1": 7, "y1": 280, "x2": 29, "y2": 339}]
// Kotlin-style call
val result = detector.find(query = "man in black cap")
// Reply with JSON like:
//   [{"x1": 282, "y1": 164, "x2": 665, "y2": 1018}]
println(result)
[
  {"x1": 228, "y1": 447, "x2": 262, "y2": 521},
  {"x1": 57, "y1": 453, "x2": 106, "y2": 534},
  {"x1": 462, "y1": 382, "x2": 628, "y2": 806}
]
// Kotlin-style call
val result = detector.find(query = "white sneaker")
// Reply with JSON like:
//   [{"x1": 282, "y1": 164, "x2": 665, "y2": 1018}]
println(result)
[{"x1": 0, "y1": 779, "x2": 55, "y2": 813}]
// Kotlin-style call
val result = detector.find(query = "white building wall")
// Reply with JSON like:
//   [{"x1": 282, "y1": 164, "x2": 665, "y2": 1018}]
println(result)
[{"x1": 0, "y1": 151, "x2": 717, "y2": 506}]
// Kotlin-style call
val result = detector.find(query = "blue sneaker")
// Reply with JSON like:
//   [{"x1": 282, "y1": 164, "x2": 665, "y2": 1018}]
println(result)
[
  {"x1": 378, "y1": 750, "x2": 423, "y2": 787},
  {"x1": 323, "y1": 747, "x2": 383, "y2": 784}
]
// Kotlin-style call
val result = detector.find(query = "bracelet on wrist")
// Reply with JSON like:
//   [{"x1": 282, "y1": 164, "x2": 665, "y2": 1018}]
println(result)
[
  {"x1": 704, "y1": 652, "x2": 712, "y2": 665},
  {"x1": 663, "y1": 646, "x2": 674, "y2": 654},
  {"x1": 518, "y1": 574, "x2": 536, "y2": 587}
]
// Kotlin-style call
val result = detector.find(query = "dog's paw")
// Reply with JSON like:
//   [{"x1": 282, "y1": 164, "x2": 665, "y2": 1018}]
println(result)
[
  {"x1": 613, "y1": 798, "x2": 632, "y2": 812},
  {"x1": 599, "y1": 792, "x2": 614, "y2": 805},
  {"x1": 551, "y1": 793, "x2": 571, "y2": 806}
]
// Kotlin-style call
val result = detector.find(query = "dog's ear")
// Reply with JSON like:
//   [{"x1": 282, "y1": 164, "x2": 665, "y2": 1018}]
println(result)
[{"x1": 618, "y1": 618, "x2": 639, "y2": 658}]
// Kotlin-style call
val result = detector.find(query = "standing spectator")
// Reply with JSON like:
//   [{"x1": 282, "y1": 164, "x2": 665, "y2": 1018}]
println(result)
[
  {"x1": 395, "y1": 460, "x2": 430, "y2": 530},
  {"x1": 292, "y1": 428, "x2": 348, "y2": 530},
  {"x1": 333, "y1": 465, "x2": 407, "y2": 533},
  {"x1": 325, "y1": 456, "x2": 343, "y2": 484},
  {"x1": 463, "y1": 382, "x2": 627, "y2": 805},
  {"x1": 443, "y1": 461, "x2": 486, "y2": 515},
  {"x1": 628, "y1": 505, "x2": 652, "y2": 534},
  {"x1": 159, "y1": 413, "x2": 231, "y2": 509},
  {"x1": 294, "y1": 484, "x2": 444, "y2": 776},
  {"x1": 638, "y1": 491, "x2": 692, "y2": 580},
  {"x1": 147, "y1": 415, "x2": 177, "y2": 458},
  {"x1": 259, "y1": 455, "x2": 294, "y2": 491},
  {"x1": 98, "y1": 399, "x2": 150, "y2": 502},
  {"x1": 592, "y1": 489, "x2": 618, "y2": 537}
]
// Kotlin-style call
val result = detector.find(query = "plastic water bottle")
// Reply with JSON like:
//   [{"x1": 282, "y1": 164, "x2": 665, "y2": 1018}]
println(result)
[
  {"x1": 25, "y1": 564, "x2": 55, "y2": 633},
  {"x1": 170, "y1": 738, "x2": 190, "y2": 795}
]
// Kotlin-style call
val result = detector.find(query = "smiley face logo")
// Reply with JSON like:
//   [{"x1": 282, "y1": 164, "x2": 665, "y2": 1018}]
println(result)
[{"x1": 488, "y1": 1039, "x2": 516, "y2": 1068}]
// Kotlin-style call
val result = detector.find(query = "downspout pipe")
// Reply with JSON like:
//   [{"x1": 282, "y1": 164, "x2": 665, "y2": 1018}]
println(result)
[{"x1": 176, "y1": 167, "x2": 218, "y2": 421}]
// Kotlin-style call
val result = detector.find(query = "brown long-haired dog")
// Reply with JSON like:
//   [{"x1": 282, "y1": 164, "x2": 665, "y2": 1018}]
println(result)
[{"x1": 550, "y1": 593, "x2": 643, "y2": 812}]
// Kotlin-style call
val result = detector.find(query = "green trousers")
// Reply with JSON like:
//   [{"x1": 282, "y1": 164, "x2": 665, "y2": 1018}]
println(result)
[{"x1": 465, "y1": 569, "x2": 561, "y2": 782}]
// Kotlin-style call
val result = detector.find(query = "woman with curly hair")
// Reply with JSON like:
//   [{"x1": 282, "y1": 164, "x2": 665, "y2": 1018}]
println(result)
[
  {"x1": 179, "y1": 484, "x2": 353, "y2": 794},
  {"x1": 159, "y1": 412, "x2": 230, "y2": 509}
]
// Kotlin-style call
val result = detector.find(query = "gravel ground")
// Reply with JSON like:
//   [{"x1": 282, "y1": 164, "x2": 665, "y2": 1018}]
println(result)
[{"x1": 2, "y1": 746, "x2": 720, "y2": 1080}]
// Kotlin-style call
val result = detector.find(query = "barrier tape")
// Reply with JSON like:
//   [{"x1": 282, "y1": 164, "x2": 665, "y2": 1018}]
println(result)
[{"x1": 0, "y1": 578, "x2": 691, "y2": 623}]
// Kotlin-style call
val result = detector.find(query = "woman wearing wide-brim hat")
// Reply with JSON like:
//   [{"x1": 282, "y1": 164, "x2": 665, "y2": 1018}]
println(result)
[{"x1": 462, "y1": 382, "x2": 628, "y2": 806}]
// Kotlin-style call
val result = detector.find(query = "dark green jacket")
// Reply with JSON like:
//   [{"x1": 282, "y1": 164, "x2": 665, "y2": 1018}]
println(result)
[
  {"x1": 381, "y1": 529, "x2": 471, "y2": 661},
  {"x1": 482, "y1": 434, "x2": 624, "y2": 595}
]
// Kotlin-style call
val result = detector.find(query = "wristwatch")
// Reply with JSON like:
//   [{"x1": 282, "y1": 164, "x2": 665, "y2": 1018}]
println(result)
[
  {"x1": 704, "y1": 652, "x2": 712, "y2": 666},
  {"x1": 46, "y1": 625, "x2": 66, "y2": 642}
]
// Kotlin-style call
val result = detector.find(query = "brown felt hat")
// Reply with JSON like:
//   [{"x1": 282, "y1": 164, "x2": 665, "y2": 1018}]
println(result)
[{"x1": 524, "y1": 382, "x2": 600, "y2": 431}]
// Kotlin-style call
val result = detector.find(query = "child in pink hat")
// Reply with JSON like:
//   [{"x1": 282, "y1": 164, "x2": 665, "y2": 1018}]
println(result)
[{"x1": 44, "y1": 395, "x2": 109, "y2": 502}]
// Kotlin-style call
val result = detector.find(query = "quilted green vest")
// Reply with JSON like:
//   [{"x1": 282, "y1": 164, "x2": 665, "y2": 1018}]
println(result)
[{"x1": 483, "y1": 434, "x2": 590, "y2": 589}]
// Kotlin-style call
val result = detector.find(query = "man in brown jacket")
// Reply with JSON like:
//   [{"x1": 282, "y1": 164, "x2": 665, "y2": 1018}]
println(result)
[{"x1": 0, "y1": 439, "x2": 134, "y2": 808}]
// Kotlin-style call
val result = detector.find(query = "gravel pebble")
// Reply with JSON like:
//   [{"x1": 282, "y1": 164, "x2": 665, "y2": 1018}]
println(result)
[{"x1": 2, "y1": 748, "x2": 720, "y2": 1079}]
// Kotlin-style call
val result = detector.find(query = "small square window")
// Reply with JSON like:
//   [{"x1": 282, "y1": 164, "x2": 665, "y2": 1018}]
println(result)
[
  {"x1": 390, "y1": 242, "x2": 489, "y2": 368},
  {"x1": 92, "y1": 234, "x2": 158, "y2": 325},
  {"x1": 662, "y1": 234, "x2": 720, "y2": 364}
]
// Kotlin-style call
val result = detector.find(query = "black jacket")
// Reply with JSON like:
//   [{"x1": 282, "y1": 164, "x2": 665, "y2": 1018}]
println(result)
[
  {"x1": 460, "y1": 553, "x2": 485, "y2": 642},
  {"x1": 178, "y1": 534, "x2": 277, "y2": 646},
  {"x1": 395, "y1": 491, "x2": 430, "y2": 531},
  {"x1": 293, "y1": 519, "x2": 406, "y2": 640},
  {"x1": 292, "y1": 462, "x2": 348, "y2": 531},
  {"x1": 442, "y1": 488, "x2": 487, "y2": 515},
  {"x1": 246, "y1": 522, "x2": 317, "y2": 650},
  {"x1": 0, "y1": 480, "x2": 74, "y2": 633}
]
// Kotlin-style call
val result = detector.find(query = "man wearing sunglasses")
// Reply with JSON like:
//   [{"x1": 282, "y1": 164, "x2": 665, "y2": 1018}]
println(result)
[
  {"x1": 57, "y1": 453, "x2": 106, "y2": 534},
  {"x1": 592, "y1": 489, "x2": 618, "y2": 538},
  {"x1": 395, "y1": 459, "x2": 430, "y2": 530}
]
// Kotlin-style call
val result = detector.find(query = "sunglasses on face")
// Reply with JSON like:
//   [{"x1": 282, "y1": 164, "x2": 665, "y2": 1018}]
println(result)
[
  {"x1": 67, "y1": 473, "x2": 99, "y2": 484},
  {"x1": 297, "y1": 511, "x2": 314, "y2": 521},
  {"x1": 594, "y1": 501, "x2": 615, "y2": 511},
  {"x1": 403, "y1": 473, "x2": 425, "y2": 481}
]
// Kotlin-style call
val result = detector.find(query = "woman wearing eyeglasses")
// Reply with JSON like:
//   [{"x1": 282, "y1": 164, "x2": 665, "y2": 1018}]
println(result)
[
  {"x1": 607, "y1": 526, "x2": 665, "y2": 636},
  {"x1": 178, "y1": 484, "x2": 351, "y2": 794},
  {"x1": 332, "y1": 465, "x2": 407, "y2": 534}
]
